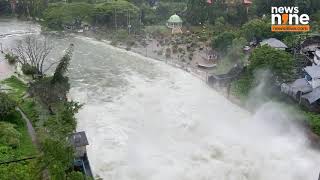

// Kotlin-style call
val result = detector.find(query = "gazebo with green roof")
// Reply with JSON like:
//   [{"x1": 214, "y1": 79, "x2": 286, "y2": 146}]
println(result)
[{"x1": 166, "y1": 14, "x2": 183, "y2": 34}]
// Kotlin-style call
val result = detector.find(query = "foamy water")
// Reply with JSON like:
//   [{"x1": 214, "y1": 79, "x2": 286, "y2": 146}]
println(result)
[
  {"x1": 0, "y1": 19, "x2": 319, "y2": 180},
  {"x1": 67, "y1": 37, "x2": 320, "y2": 180}
]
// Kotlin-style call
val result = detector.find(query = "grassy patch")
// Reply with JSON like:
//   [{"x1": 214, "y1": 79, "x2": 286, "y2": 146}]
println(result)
[
  {"x1": 1, "y1": 76, "x2": 27, "y2": 102},
  {"x1": 0, "y1": 77, "x2": 38, "y2": 179},
  {"x1": 1, "y1": 76, "x2": 41, "y2": 125},
  {"x1": 0, "y1": 113, "x2": 38, "y2": 180},
  {"x1": 0, "y1": 113, "x2": 37, "y2": 162},
  {"x1": 19, "y1": 99, "x2": 41, "y2": 125},
  {"x1": 0, "y1": 161, "x2": 37, "y2": 180}
]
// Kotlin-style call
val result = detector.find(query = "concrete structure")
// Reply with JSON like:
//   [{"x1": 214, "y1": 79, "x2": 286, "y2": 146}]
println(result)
[
  {"x1": 314, "y1": 50, "x2": 320, "y2": 65},
  {"x1": 260, "y1": 38, "x2": 288, "y2": 50},
  {"x1": 304, "y1": 66, "x2": 320, "y2": 89},
  {"x1": 69, "y1": 131, "x2": 93, "y2": 178},
  {"x1": 167, "y1": 14, "x2": 183, "y2": 34},
  {"x1": 281, "y1": 66, "x2": 320, "y2": 111}
]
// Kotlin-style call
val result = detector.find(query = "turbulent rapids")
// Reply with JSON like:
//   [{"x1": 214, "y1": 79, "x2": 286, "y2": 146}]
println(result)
[{"x1": 1, "y1": 19, "x2": 320, "y2": 180}]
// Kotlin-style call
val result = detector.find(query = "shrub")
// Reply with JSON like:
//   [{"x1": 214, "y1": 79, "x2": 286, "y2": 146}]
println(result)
[
  {"x1": 0, "y1": 93, "x2": 16, "y2": 119},
  {"x1": 0, "y1": 122, "x2": 21, "y2": 148},
  {"x1": 4, "y1": 53, "x2": 18, "y2": 65},
  {"x1": 21, "y1": 64, "x2": 38, "y2": 76}
]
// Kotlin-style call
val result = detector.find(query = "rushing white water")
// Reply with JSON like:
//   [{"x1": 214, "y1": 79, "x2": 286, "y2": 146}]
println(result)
[
  {"x1": 1, "y1": 20, "x2": 320, "y2": 180},
  {"x1": 66, "y1": 37, "x2": 320, "y2": 180}
]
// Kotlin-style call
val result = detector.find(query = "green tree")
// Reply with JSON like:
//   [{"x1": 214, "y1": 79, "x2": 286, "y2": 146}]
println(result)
[
  {"x1": 212, "y1": 31, "x2": 237, "y2": 54},
  {"x1": 253, "y1": 0, "x2": 295, "y2": 16},
  {"x1": 40, "y1": 137, "x2": 74, "y2": 180},
  {"x1": 241, "y1": 18, "x2": 271, "y2": 42},
  {"x1": 186, "y1": 0, "x2": 209, "y2": 25},
  {"x1": 93, "y1": 0, "x2": 140, "y2": 28},
  {"x1": 45, "y1": 101, "x2": 81, "y2": 138},
  {"x1": 228, "y1": 37, "x2": 247, "y2": 60},
  {"x1": 52, "y1": 44, "x2": 74, "y2": 84},
  {"x1": 248, "y1": 45, "x2": 294, "y2": 82},
  {"x1": 43, "y1": 3, "x2": 94, "y2": 30},
  {"x1": 0, "y1": 93, "x2": 16, "y2": 119}
]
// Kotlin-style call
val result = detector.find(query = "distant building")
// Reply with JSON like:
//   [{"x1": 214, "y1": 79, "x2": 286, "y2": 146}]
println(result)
[
  {"x1": 260, "y1": 38, "x2": 288, "y2": 50},
  {"x1": 167, "y1": 14, "x2": 183, "y2": 34}
]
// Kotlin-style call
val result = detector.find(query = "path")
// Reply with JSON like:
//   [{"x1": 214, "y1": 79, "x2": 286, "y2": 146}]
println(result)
[{"x1": 16, "y1": 107, "x2": 38, "y2": 148}]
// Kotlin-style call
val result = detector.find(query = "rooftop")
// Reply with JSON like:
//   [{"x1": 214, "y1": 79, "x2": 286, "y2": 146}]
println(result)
[
  {"x1": 69, "y1": 131, "x2": 89, "y2": 147},
  {"x1": 290, "y1": 78, "x2": 312, "y2": 93},
  {"x1": 304, "y1": 66, "x2": 320, "y2": 79},
  {"x1": 302, "y1": 87, "x2": 320, "y2": 104},
  {"x1": 260, "y1": 38, "x2": 288, "y2": 49}
]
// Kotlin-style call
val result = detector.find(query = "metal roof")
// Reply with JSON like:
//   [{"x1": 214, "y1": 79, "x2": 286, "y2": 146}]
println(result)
[
  {"x1": 69, "y1": 131, "x2": 89, "y2": 147},
  {"x1": 304, "y1": 66, "x2": 320, "y2": 78},
  {"x1": 290, "y1": 78, "x2": 313, "y2": 93},
  {"x1": 302, "y1": 87, "x2": 320, "y2": 104},
  {"x1": 260, "y1": 38, "x2": 288, "y2": 49}
]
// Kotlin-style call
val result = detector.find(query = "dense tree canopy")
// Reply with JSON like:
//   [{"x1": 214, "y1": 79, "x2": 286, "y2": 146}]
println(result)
[
  {"x1": 186, "y1": 0, "x2": 209, "y2": 25},
  {"x1": 249, "y1": 45, "x2": 294, "y2": 82},
  {"x1": 43, "y1": 3, "x2": 93, "y2": 29},
  {"x1": 212, "y1": 31, "x2": 237, "y2": 53},
  {"x1": 241, "y1": 19, "x2": 271, "y2": 42}
]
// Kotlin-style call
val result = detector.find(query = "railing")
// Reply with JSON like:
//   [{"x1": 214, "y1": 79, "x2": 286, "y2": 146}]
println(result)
[{"x1": 0, "y1": 156, "x2": 37, "y2": 165}]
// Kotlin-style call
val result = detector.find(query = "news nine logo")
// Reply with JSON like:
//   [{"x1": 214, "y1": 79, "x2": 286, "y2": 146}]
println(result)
[{"x1": 271, "y1": 6, "x2": 310, "y2": 32}]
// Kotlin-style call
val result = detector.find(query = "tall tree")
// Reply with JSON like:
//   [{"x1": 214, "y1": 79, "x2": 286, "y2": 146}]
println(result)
[
  {"x1": 14, "y1": 36, "x2": 53, "y2": 78},
  {"x1": 186, "y1": 0, "x2": 209, "y2": 25},
  {"x1": 51, "y1": 44, "x2": 74, "y2": 84}
]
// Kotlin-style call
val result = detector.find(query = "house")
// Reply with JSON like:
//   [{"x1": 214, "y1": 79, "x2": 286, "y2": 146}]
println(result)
[
  {"x1": 299, "y1": 35, "x2": 320, "y2": 65},
  {"x1": 304, "y1": 66, "x2": 320, "y2": 89},
  {"x1": 281, "y1": 66, "x2": 320, "y2": 111},
  {"x1": 68, "y1": 131, "x2": 93, "y2": 178},
  {"x1": 260, "y1": 38, "x2": 288, "y2": 50}
]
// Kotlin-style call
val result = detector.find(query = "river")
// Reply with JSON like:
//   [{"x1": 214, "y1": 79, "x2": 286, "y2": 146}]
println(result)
[{"x1": 1, "y1": 19, "x2": 320, "y2": 180}]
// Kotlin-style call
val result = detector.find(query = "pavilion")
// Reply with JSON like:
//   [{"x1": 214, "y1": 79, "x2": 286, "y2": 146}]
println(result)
[{"x1": 167, "y1": 14, "x2": 183, "y2": 34}]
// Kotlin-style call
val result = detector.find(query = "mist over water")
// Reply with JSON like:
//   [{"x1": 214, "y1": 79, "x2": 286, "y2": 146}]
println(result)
[{"x1": 0, "y1": 20, "x2": 319, "y2": 180}]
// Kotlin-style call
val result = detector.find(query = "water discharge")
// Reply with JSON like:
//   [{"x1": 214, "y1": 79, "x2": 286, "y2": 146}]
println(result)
[{"x1": 1, "y1": 19, "x2": 320, "y2": 180}]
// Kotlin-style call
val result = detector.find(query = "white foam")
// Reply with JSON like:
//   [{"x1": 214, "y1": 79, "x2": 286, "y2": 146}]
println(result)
[{"x1": 70, "y1": 47, "x2": 320, "y2": 179}]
